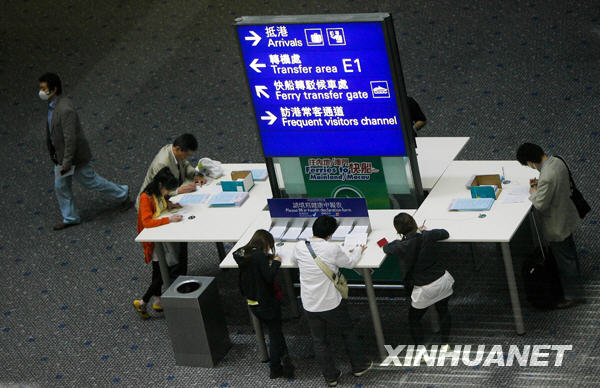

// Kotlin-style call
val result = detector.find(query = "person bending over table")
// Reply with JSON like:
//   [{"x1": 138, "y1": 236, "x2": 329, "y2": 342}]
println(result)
[
  {"x1": 517, "y1": 142, "x2": 585, "y2": 309},
  {"x1": 233, "y1": 230, "x2": 295, "y2": 380},
  {"x1": 292, "y1": 215, "x2": 372, "y2": 387},
  {"x1": 136, "y1": 133, "x2": 206, "y2": 277},
  {"x1": 133, "y1": 167, "x2": 183, "y2": 319},
  {"x1": 382, "y1": 213, "x2": 454, "y2": 348}
]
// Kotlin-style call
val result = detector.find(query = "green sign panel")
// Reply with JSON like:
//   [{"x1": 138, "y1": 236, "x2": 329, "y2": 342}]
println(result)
[{"x1": 300, "y1": 156, "x2": 390, "y2": 209}]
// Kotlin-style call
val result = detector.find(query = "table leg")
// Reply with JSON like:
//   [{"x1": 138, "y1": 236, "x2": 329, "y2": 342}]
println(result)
[
  {"x1": 216, "y1": 242, "x2": 226, "y2": 262},
  {"x1": 248, "y1": 305, "x2": 269, "y2": 362},
  {"x1": 361, "y1": 268, "x2": 387, "y2": 361},
  {"x1": 157, "y1": 252, "x2": 172, "y2": 289},
  {"x1": 500, "y1": 242, "x2": 525, "y2": 335},
  {"x1": 282, "y1": 269, "x2": 299, "y2": 318}
]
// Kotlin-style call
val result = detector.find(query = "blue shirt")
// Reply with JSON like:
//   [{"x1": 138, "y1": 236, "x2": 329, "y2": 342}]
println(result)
[{"x1": 47, "y1": 99, "x2": 57, "y2": 132}]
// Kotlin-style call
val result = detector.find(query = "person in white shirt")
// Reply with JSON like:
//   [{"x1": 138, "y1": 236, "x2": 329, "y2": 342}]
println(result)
[{"x1": 292, "y1": 215, "x2": 372, "y2": 387}]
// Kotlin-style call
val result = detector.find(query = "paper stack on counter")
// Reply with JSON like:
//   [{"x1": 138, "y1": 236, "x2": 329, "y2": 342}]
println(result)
[
  {"x1": 331, "y1": 219, "x2": 355, "y2": 241},
  {"x1": 449, "y1": 197, "x2": 494, "y2": 211},
  {"x1": 298, "y1": 219, "x2": 316, "y2": 240},
  {"x1": 208, "y1": 191, "x2": 249, "y2": 207},
  {"x1": 177, "y1": 193, "x2": 210, "y2": 205},
  {"x1": 282, "y1": 219, "x2": 306, "y2": 241},
  {"x1": 251, "y1": 169, "x2": 268, "y2": 181},
  {"x1": 269, "y1": 220, "x2": 288, "y2": 240}
]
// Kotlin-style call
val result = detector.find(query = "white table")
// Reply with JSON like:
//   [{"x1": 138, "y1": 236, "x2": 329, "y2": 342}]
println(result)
[
  {"x1": 135, "y1": 163, "x2": 273, "y2": 244},
  {"x1": 413, "y1": 160, "x2": 538, "y2": 334},
  {"x1": 416, "y1": 137, "x2": 469, "y2": 190},
  {"x1": 135, "y1": 137, "x2": 468, "y2": 246},
  {"x1": 220, "y1": 209, "x2": 415, "y2": 361}
]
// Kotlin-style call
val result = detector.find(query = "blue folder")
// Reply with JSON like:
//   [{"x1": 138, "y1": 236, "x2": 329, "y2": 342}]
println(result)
[{"x1": 449, "y1": 198, "x2": 494, "y2": 211}]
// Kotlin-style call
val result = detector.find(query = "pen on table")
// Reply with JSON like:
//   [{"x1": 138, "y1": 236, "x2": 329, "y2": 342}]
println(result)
[{"x1": 502, "y1": 167, "x2": 505, "y2": 181}]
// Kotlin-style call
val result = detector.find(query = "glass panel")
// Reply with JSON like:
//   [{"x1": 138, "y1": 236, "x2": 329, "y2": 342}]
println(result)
[{"x1": 271, "y1": 156, "x2": 420, "y2": 208}]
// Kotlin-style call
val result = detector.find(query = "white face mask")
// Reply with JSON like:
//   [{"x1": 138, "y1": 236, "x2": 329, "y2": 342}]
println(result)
[{"x1": 39, "y1": 90, "x2": 52, "y2": 101}]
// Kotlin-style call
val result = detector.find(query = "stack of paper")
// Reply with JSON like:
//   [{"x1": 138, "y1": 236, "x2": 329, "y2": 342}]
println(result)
[
  {"x1": 282, "y1": 219, "x2": 305, "y2": 241},
  {"x1": 331, "y1": 219, "x2": 355, "y2": 241},
  {"x1": 208, "y1": 192, "x2": 249, "y2": 207},
  {"x1": 449, "y1": 198, "x2": 495, "y2": 211},
  {"x1": 269, "y1": 220, "x2": 289, "y2": 240},
  {"x1": 177, "y1": 193, "x2": 210, "y2": 205},
  {"x1": 251, "y1": 169, "x2": 268, "y2": 181},
  {"x1": 298, "y1": 219, "x2": 316, "y2": 240}
]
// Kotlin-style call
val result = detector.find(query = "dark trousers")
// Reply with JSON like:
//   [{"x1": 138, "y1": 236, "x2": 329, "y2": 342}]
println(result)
[
  {"x1": 143, "y1": 262, "x2": 162, "y2": 303},
  {"x1": 142, "y1": 261, "x2": 181, "y2": 303},
  {"x1": 408, "y1": 296, "x2": 451, "y2": 345},
  {"x1": 305, "y1": 301, "x2": 367, "y2": 381},
  {"x1": 548, "y1": 234, "x2": 581, "y2": 299},
  {"x1": 250, "y1": 302, "x2": 289, "y2": 370},
  {"x1": 178, "y1": 242, "x2": 188, "y2": 276}
]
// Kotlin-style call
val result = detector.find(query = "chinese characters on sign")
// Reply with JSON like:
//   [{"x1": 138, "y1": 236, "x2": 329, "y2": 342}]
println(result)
[{"x1": 237, "y1": 21, "x2": 407, "y2": 157}]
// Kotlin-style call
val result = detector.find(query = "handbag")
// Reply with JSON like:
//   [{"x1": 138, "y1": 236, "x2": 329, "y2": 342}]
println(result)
[
  {"x1": 555, "y1": 156, "x2": 591, "y2": 219},
  {"x1": 305, "y1": 241, "x2": 349, "y2": 299}
]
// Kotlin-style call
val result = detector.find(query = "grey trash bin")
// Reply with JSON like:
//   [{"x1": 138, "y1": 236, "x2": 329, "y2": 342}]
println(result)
[{"x1": 161, "y1": 276, "x2": 231, "y2": 367}]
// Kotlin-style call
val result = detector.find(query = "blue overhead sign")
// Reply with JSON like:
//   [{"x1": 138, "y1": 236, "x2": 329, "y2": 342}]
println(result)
[{"x1": 236, "y1": 17, "x2": 408, "y2": 157}]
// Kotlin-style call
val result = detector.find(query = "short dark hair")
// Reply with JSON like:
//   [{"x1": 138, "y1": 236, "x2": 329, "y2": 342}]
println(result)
[
  {"x1": 143, "y1": 167, "x2": 178, "y2": 197},
  {"x1": 516, "y1": 143, "x2": 545, "y2": 165},
  {"x1": 242, "y1": 229, "x2": 275, "y2": 254},
  {"x1": 173, "y1": 133, "x2": 198, "y2": 152},
  {"x1": 38, "y1": 72, "x2": 63, "y2": 95},
  {"x1": 393, "y1": 212, "x2": 417, "y2": 236},
  {"x1": 312, "y1": 215, "x2": 338, "y2": 239}
]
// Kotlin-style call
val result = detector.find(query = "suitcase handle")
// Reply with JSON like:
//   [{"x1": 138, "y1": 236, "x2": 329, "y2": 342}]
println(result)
[{"x1": 530, "y1": 211, "x2": 547, "y2": 261}]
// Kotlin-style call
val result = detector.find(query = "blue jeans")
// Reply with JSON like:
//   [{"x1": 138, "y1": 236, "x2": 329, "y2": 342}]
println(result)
[{"x1": 54, "y1": 163, "x2": 128, "y2": 224}]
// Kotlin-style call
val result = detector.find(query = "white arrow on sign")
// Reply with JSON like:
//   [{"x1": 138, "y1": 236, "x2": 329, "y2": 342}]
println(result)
[
  {"x1": 260, "y1": 111, "x2": 277, "y2": 125},
  {"x1": 250, "y1": 58, "x2": 266, "y2": 73},
  {"x1": 255, "y1": 85, "x2": 269, "y2": 98},
  {"x1": 244, "y1": 30, "x2": 262, "y2": 46}
]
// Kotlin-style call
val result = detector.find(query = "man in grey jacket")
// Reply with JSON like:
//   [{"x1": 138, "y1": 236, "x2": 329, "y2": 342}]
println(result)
[
  {"x1": 39, "y1": 73, "x2": 132, "y2": 231},
  {"x1": 136, "y1": 134, "x2": 205, "y2": 276},
  {"x1": 517, "y1": 143, "x2": 584, "y2": 308}
]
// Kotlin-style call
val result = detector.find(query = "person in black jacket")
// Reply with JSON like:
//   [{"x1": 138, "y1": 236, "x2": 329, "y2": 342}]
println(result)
[
  {"x1": 233, "y1": 229, "x2": 295, "y2": 379},
  {"x1": 382, "y1": 213, "x2": 454, "y2": 346}
]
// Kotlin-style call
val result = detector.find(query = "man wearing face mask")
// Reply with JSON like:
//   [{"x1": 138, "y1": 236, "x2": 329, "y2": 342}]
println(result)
[{"x1": 39, "y1": 72, "x2": 133, "y2": 231}]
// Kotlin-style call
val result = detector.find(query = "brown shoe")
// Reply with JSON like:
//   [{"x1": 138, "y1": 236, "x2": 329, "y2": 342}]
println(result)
[
  {"x1": 53, "y1": 222, "x2": 80, "y2": 231},
  {"x1": 119, "y1": 196, "x2": 133, "y2": 212}
]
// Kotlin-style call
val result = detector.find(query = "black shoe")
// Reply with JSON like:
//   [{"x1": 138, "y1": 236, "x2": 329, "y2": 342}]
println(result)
[
  {"x1": 119, "y1": 196, "x2": 134, "y2": 212},
  {"x1": 327, "y1": 370, "x2": 342, "y2": 387},
  {"x1": 282, "y1": 363, "x2": 295, "y2": 379},
  {"x1": 352, "y1": 361, "x2": 373, "y2": 377},
  {"x1": 269, "y1": 366, "x2": 283, "y2": 379},
  {"x1": 53, "y1": 222, "x2": 80, "y2": 231}
]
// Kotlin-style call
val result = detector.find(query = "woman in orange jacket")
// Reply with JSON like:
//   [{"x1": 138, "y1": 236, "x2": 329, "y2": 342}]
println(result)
[{"x1": 133, "y1": 167, "x2": 183, "y2": 319}]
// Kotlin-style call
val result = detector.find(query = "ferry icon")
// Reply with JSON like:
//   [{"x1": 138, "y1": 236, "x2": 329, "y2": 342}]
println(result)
[{"x1": 370, "y1": 81, "x2": 391, "y2": 98}]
